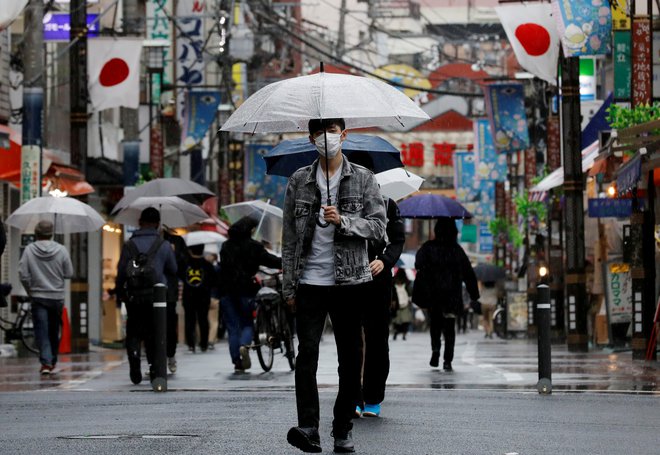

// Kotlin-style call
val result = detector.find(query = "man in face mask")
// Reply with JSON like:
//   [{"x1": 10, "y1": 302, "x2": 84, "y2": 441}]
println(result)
[{"x1": 282, "y1": 118, "x2": 387, "y2": 454}]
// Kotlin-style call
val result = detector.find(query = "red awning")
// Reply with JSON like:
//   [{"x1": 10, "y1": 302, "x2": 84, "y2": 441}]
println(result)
[{"x1": 43, "y1": 163, "x2": 95, "y2": 196}]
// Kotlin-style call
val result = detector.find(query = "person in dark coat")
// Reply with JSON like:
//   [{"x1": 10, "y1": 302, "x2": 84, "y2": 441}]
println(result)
[
  {"x1": 219, "y1": 216, "x2": 282, "y2": 371},
  {"x1": 163, "y1": 228, "x2": 189, "y2": 373},
  {"x1": 180, "y1": 244, "x2": 216, "y2": 352},
  {"x1": 349, "y1": 152, "x2": 405, "y2": 418},
  {"x1": 415, "y1": 218, "x2": 479, "y2": 371}
]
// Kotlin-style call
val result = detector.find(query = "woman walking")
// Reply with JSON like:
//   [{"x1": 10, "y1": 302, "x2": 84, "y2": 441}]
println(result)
[{"x1": 415, "y1": 219, "x2": 479, "y2": 371}]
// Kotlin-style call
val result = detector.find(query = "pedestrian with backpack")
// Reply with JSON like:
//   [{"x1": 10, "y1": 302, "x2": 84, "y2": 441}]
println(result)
[
  {"x1": 115, "y1": 208, "x2": 177, "y2": 385},
  {"x1": 414, "y1": 219, "x2": 479, "y2": 372},
  {"x1": 180, "y1": 244, "x2": 216, "y2": 353}
]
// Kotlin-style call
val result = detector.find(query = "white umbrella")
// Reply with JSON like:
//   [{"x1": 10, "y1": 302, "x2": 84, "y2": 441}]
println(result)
[
  {"x1": 223, "y1": 200, "x2": 283, "y2": 252},
  {"x1": 6, "y1": 196, "x2": 105, "y2": 234},
  {"x1": 183, "y1": 231, "x2": 227, "y2": 247},
  {"x1": 111, "y1": 178, "x2": 214, "y2": 215},
  {"x1": 220, "y1": 70, "x2": 430, "y2": 134},
  {"x1": 376, "y1": 168, "x2": 424, "y2": 201},
  {"x1": 114, "y1": 196, "x2": 208, "y2": 228}
]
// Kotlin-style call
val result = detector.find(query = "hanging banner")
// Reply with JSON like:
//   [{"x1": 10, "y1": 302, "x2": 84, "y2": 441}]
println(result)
[
  {"x1": 610, "y1": 0, "x2": 630, "y2": 30},
  {"x1": 122, "y1": 141, "x2": 140, "y2": 186},
  {"x1": 479, "y1": 222, "x2": 494, "y2": 254},
  {"x1": 631, "y1": 17, "x2": 652, "y2": 107},
  {"x1": 604, "y1": 259, "x2": 632, "y2": 323},
  {"x1": 474, "y1": 119, "x2": 507, "y2": 182},
  {"x1": 654, "y1": 34, "x2": 660, "y2": 99},
  {"x1": 176, "y1": 0, "x2": 206, "y2": 121},
  {"x1": 244, "y1": 144, "x2": 288, "y2": 208},
  {"x1": 20, "y1": 145, "x2": 40, "y2": 203},
  {"x1": 613, "y1": 31, "x2": 631, "y2": 101},
  {"x1": 150, "y1": 126, "x2": 164, "y2": 178},
  {"x1": 552, "y1": 0, "x2": 612, "y2": 56},
  {"x1": 546, "y1": 116, "x2": 561, "y2": 171},
  {"x1": 453, "y1": 151, "x2": 477, "y2": 203},
  {"x1": 181, "y1": 91, "x2": 221, "y2": 151},
  {"x1": 485, "y1": 83, "x2": 530, "y2": 153}
]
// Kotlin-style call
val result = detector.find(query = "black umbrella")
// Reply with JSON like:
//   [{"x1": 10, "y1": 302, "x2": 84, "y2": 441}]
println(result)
[{"x1": 473, "y1": 263, "x2": 505, "y2": 283}]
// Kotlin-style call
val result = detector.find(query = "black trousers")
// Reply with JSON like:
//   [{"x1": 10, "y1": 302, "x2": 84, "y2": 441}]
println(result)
[
  {"x1": 166, "y1": 300, "x2": 178, "y2": 358},
  {"x1": 125, "y1": 301, "x2": 154, "y2": 366},
  {"x1": 183, "y1": 300, "x2": 210, "y2": 350},
  {"x1": 429, "y1": 308, "x2": 456, "y2": 363},
  {"x1": 358, "y1": 276, "x2": 391, "y2": 406},
  {"x1": 295, "y1": 283, "x2": 365, "y2": 434}
]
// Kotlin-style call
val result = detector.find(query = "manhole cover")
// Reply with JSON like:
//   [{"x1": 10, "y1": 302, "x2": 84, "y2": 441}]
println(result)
[{"x1": 60, "y1": 434, "x2": 199, "y2": 440}]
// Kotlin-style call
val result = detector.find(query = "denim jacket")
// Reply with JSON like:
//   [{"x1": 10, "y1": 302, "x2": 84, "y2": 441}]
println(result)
[{"x1": 282, "y1": 156, "x2": 387, "y2": 300}]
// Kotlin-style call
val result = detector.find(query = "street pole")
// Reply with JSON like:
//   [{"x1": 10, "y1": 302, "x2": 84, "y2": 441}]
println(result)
[
  {"x1": 20, "y1": 0, "x2": 44, "y2": 204},
  {"x1": 536, "y1": 281, "x2": 552, "y2": 394},
  {"x1": 69, "y1": 0, "x2": 89, "y2": 353},
  {"x1": 121, "y1": 0, "x2": 144, "y2": 186},
  {"x1": 151, "y1": 283, "x2": 167, "y2": 392},
  {"x1": 560, "y1": 55, "x2": 588, "y2": 352}
]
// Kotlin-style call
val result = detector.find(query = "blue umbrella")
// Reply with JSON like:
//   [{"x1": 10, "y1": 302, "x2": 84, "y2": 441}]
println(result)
[
  {"x1": 398, "y1": 194, "x2": 473, "y2": 219},
  {"x1": 264, "y1": 134, "x2": 403, "y2": 177}
]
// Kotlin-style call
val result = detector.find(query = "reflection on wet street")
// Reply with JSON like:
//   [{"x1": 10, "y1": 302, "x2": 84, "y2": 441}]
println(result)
[{"x1": 0, "y1": 330, "x2": 658, "y2": 393}]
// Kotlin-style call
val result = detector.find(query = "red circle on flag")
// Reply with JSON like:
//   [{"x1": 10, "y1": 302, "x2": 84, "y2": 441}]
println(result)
[
  {"x1": 99, "y1": 58, "x2": 130, "y2": 87},
  {"x1": 514, "y1": 23, "x2": 551, "y2": 56}
]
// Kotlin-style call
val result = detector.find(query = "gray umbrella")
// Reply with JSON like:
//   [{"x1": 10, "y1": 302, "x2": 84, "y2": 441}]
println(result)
[
  {"x1": 473, "y1": 263, "x2": 505, "y2": 283},
  {"x1": 111, "y1": 178, "x2": 214, "y2": 215}
]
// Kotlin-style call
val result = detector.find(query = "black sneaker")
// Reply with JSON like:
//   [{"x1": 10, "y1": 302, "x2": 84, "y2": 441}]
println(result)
[
  {"x1": 430, "y1": 351, "x2": 440, "y2": 368},
  {"x1": 128, "y1": 355, "x2": 142, "y2": 385},
  {"x1": 443, "y1": 362, "x2": 453, "y2": 372},
  {"x1": 332, "y1": 430, "x2": 355, "y2": 453},
  {"x1": 287, "y1": 426, "x2": 322, "y2": 453}
]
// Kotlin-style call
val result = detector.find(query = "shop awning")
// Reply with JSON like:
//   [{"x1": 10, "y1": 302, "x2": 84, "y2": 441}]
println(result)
[
  {"x1": 616, "y1": 153, "x2": 642, "y2": 195},
  {"x1": 530, "y1": 140, "x2": 600, "y2": 192},
  {"x1": 43, "y1": 163, "x2": 95, "y2": 196}
]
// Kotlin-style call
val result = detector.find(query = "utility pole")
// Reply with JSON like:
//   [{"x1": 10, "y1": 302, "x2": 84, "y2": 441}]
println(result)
[
  {"x1": 121, "y1": 0, "x2": 144, "y2": 186},
  {"x1": 560, "y1": 55, "x2": 588, "y2": 352},
  {"x1": 336, "y1": 0, "x2": 347, "y2": 58},
  {"x1": 20, "y1": 0, "x2": 44, "y2": 204},
  {"x1": 69, "y1": 0, "x2": 89, "y2": 352}
]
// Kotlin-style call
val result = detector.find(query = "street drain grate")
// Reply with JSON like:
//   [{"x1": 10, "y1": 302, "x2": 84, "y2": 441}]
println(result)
[{"x1": 60, "y1": 434, "x2": 199, "y2": 440}]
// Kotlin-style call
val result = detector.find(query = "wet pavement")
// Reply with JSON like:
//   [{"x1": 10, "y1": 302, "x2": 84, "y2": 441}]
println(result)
[{"x1": 1, "y1": 328, "x2": 658, "y2": 394}]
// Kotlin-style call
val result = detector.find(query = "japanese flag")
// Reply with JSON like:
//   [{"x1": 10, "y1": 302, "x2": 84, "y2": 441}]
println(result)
[
  {"x1": 495, "y1": 4, "x2": 560, "y2": 85},
  {"x1": 88, "y1": 38, "x2": 143, "y2": 111},
  {"x1": 0, "y1": 0, "x2": 27, "y2": 31}
]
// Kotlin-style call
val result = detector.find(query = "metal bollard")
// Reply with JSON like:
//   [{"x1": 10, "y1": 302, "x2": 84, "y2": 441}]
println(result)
[
  {"x1": 151, "y1": 283, "x2": 167, "y2": 392},
  {"x1": 536, "y1": 283, "x2": 552, "y2": 394}
]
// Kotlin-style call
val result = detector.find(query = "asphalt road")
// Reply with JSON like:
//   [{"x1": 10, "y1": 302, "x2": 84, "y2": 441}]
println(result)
[{"x1": 0, "y1": 389, "x2": 657, "y2": 455}]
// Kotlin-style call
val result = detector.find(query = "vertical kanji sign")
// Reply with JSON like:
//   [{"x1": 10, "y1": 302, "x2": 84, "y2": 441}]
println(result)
[
  {"x1": 401, "y1": 142, "x2": 424, "y2": 167},
  {"x1": 631, "y1": 17, "x2": 651, "y2": 107}
]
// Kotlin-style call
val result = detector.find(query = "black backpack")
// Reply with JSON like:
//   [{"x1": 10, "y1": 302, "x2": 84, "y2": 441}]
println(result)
[{"x1": 124, "y1": 238, "x2": 164, "y2": 302}]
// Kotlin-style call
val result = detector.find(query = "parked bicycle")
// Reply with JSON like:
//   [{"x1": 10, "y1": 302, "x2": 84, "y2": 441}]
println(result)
[
  {"x1": 0, "y1": 290, "x2": 38, "y2": 355},
  {"x1": 251, "y1": 270, "x2": 296, "y2": 372}
]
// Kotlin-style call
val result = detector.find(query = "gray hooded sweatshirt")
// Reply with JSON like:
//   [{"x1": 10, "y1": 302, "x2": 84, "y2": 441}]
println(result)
[{"x1": 19, "y1": 240, "x2": 73, "y2": 300}]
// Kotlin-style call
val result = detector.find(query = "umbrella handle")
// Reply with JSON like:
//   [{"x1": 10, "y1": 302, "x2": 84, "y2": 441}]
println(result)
[{"x1": 316, "y1": 197, "x2": 331, "y2": 228}]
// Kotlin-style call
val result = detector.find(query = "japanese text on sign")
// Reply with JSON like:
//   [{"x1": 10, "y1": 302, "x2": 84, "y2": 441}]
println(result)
[{"x1": 631, "y1": 18, "x2": 651, "y2": 106}]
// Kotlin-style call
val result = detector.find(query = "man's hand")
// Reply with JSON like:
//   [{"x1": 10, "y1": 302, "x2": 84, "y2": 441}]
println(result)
[
  {"x1": 286, "y1": 297, "x2": 296, "y2": 313},
  {"x1": 321, "y1": 205, "x2": 341, "y2": 226},
  {"x1": 369, "y1": 259, "x2": 385, "y2": 277}
]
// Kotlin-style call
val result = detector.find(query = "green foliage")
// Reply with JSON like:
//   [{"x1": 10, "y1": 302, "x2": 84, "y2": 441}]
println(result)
[
  {"x1": 514, "y1": 190, "x2": 547, "y2": 226},
  {"x1": 136, "y1": 170, "x2": 156, "y2": 186},
  {"x1": 606, "y1": 103, "x2": 660, "y2": 132},
  {"x1": 488, "y1": 216, "x2": 524, "y2": 248}
]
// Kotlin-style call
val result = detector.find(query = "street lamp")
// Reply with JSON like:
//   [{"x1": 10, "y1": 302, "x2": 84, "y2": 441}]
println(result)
[{"x1": 143, "y1": 39, "x2": 170, "y2": 178}]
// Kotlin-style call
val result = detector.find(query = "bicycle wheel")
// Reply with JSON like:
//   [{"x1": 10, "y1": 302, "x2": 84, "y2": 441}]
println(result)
[
  {"x1": 254, "y1": 307, "x2": 274, "y2": 372},
  {"x1": 281, "y1": 309, "x2": 296, "y2": 371},
  {"x1": 18, "y1": 308, "x2": 39, "y2": 355}
]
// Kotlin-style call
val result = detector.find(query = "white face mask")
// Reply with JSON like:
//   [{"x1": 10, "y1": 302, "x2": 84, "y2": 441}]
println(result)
[{"x1": 314, "y1": 132, "x2": 343, "y2": 159}]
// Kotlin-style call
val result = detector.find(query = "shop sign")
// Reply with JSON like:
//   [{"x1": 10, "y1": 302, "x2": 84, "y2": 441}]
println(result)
[
  {"x1": 613, "y1": 31, "x2": 631, "y2": 100},
  {"x1": 495, "y1": 181, "x2": 505, "y2": 218},
  {"x1": 605, "y1": 259, "x2": 632, "y2": 323},
  {"x1": 587, "y1": 198, "x2": 632, "y2": 218},
  {"x1": 401, "y1": 142, "x2": 424, "y2": 167},
  {"x1": 653, "y1": 33, "x2": 660, "y2": 99},
  {"x1": 507, "y1": 291, "x2": 528, "y2": 332},
  {"x1": 150, "y1": 126, "x2": 164, "y2": 178},
  {"x1": 147, "y1": 0, "x2": 173, "y2": 85},
  {"x1": 43, "y1": 13, "x2": 99, "y2": 41},
  {"x1": 546, "y1": 116, "x2": 561, "y2": 171},
  {"x1": 631, "y1": 17, "x2": 651, "y2": 107},
  {"x1": 479, "y1": 222, "x2": 493, "y2": 254},
  {"x1": 610, "y1": 0, "x2": 630, "y2": 30},
  {"x1": 20, "y1": 145, "x2": 40, "y2": 203},
  {"x1": 616, "y1": 153, "x2": 641, "y2": 194}
]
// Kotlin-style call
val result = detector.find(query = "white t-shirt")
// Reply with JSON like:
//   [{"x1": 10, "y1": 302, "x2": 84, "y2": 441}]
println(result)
[{"x1": 300, "y1": 164, "x2": 342, "y2": 286}]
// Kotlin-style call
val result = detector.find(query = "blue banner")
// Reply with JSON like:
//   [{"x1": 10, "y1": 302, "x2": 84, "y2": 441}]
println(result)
[
  {"x1": 552, "y1": 0, "x2": 612, "y2": 57},
  {"x1": 453, "y1": 151, "x2": 478, "y2": 203},
  {"x1": 122, "y1": 141, "x2": 140, "y2": 186},
  {"x1": 474, "y1": 119, "x2": 507, "y2": 182},
  {"x1": 244, "y1": 144, "x2": 288, "y2": 208},
  {"x1": 181, "y1": 91, "x2": 221, "y2": 147},
  {"x1": 485, "y1": 84, "x2": 530, "y2": 153},
  {"x1": 479, "y1": 222, "x2": 494, "y2": 254},
  {"x1": 587, "y1": 198, "x2": 632, "y2": 218}
]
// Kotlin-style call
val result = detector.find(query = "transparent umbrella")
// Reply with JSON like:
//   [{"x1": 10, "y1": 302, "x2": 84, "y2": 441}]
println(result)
[
  {"x1": 376, "y1": 168, "x2": 424, "y2": 201},
  {"x1": 223, "y1": 200, "x2": 283, "y2": 252},
  {"x1": 111, "y1": 178, "x2": 214, "y2": 215},
  {"x1": 114, "y1": 196, "x2": 208, "y2": 228},
  {"x1": 6, "y1": 196, "x2": 105, "y2": 234}
]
